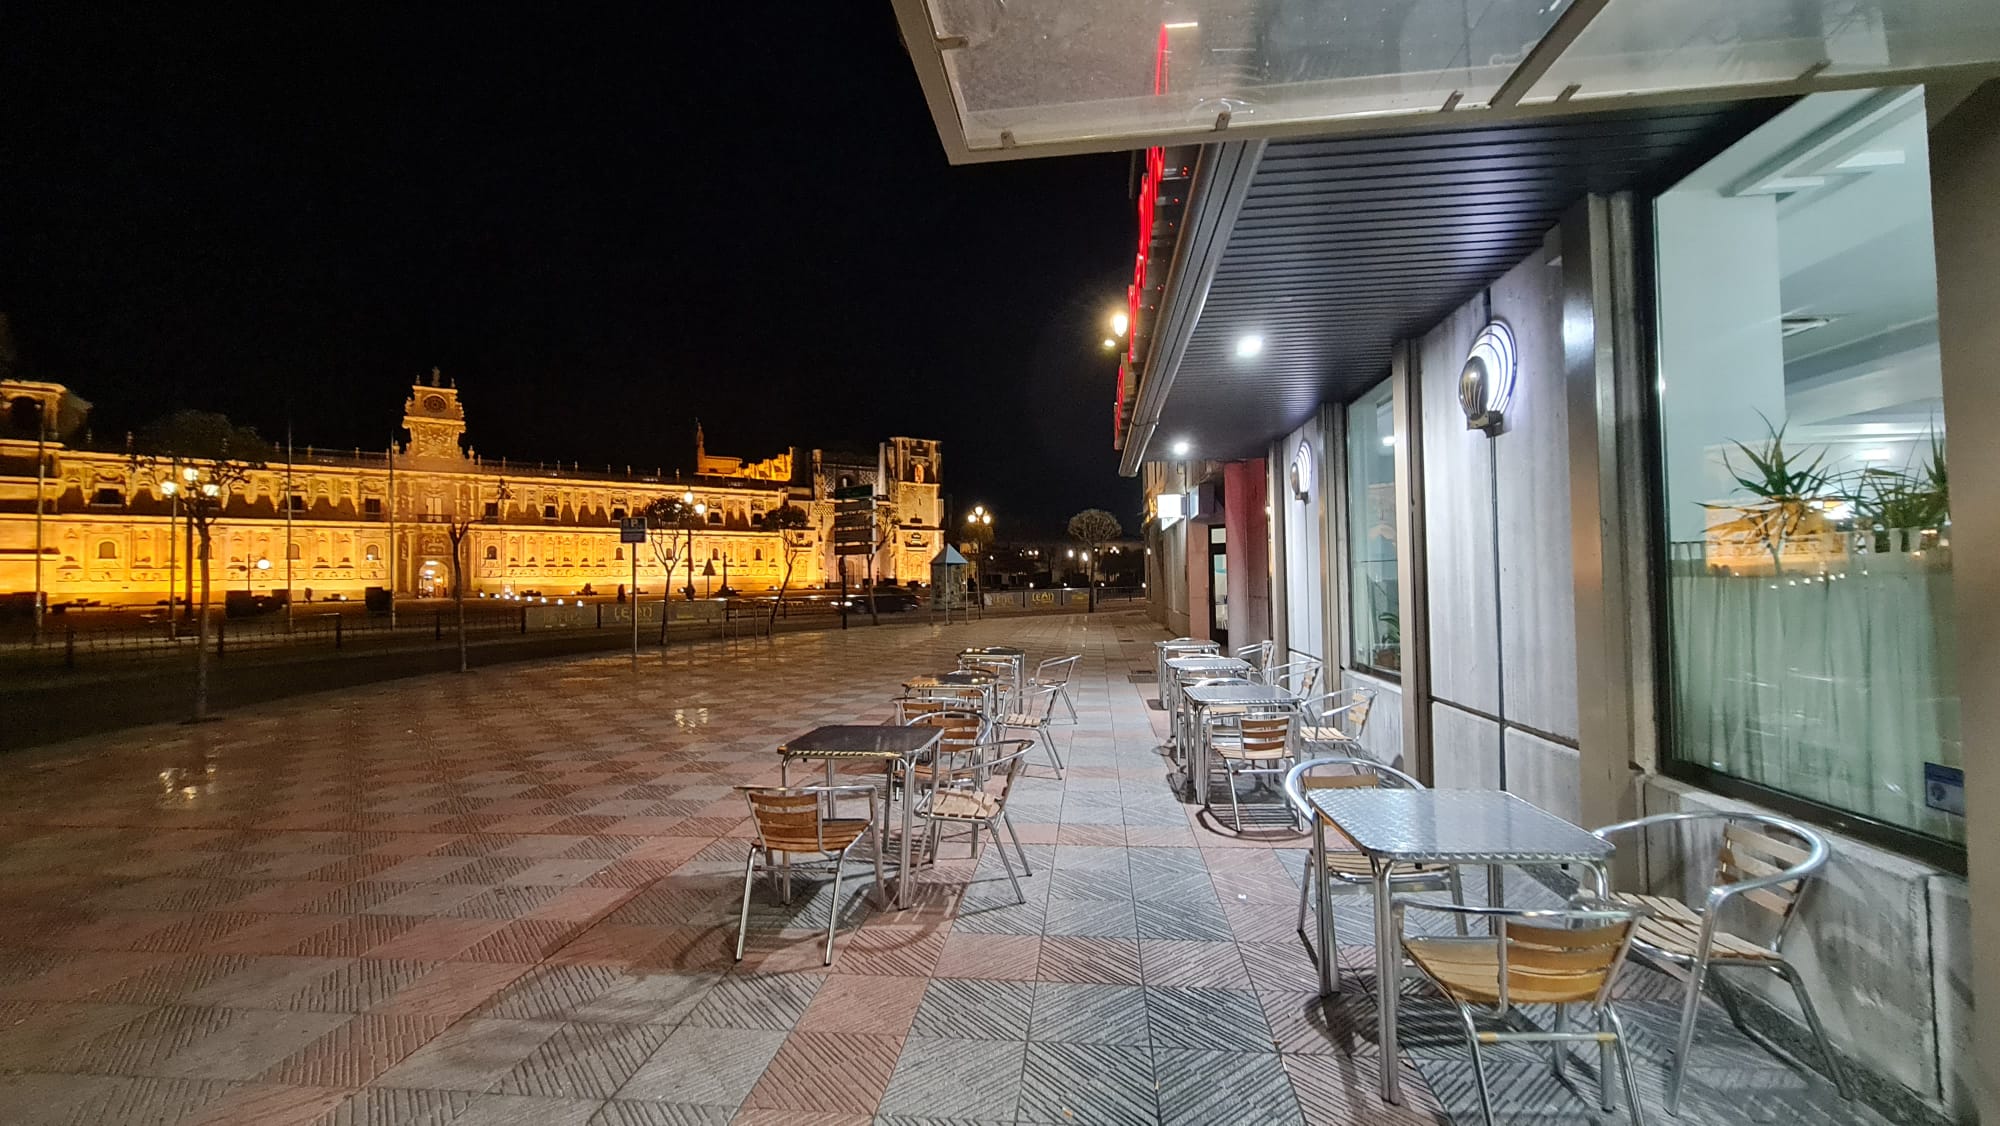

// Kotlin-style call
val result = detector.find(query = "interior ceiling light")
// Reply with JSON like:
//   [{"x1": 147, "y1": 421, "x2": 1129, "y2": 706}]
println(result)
[
  {"x1": 1235, "y1": 334, "x2": 1264, "y2": 359},
  {"x1": 1171, "y1": 439, "x2": 1191, "y2": 456},
  {"x1": 1780, "y1": 314, "x2": 1838, "y2": 337}
]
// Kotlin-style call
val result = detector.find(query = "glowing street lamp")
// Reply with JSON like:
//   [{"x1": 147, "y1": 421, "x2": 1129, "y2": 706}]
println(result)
[{"x1": 1110, "y1": 311, "x2": 1129, "y2": 337}]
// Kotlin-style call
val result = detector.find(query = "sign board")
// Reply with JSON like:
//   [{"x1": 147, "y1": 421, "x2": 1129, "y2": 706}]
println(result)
[
  {"x1": 834, "y1": 543, "x2": 875, "y2": 556},
  {"x1": 619, "y1": 517, "x2": 649, "y2": 544},
  {"x1": 832, "y1": 484, "x2": 874, "y2": 500},
  {"x1": 1925, "y1": 763, "x2": 1965, "y2": 816}
]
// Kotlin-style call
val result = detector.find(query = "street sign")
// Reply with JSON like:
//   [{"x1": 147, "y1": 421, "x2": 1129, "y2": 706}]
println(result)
[
  {"x1": 619, "y1": 517, "x2": 648, "y2": 544},
  {"x1": 832, "y1": 484, "x2": 873, "y2": 500}
]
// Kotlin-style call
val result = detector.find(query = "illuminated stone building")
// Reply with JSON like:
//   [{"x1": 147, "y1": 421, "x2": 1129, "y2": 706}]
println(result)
[{"x1": 0, "y1": 372, "x2": 941, "y2": 607}]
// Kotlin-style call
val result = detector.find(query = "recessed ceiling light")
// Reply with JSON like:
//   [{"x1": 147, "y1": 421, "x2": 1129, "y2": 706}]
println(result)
[
  {"x1": 1235, "y1": 334, "x2": 1264, "y2": 359},
  {"x1": 1857, "y1": 448, "x2": 1893, "y2": 462},
  {"x1": 1171, "y1": 439, "x2": 1191, "y2": 457},
  {"x1": 1380, "y1": 434, "x2": 1396, "y2": 447}
]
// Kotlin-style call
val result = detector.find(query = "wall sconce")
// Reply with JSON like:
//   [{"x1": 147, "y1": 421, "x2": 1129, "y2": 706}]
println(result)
[{"x1": 1459, "y1": 320, "x2": 1517, "y2": 435}]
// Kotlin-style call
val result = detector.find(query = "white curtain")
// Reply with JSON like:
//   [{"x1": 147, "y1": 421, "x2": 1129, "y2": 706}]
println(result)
[{"x1": 1669, "y1": 544, "x2": 1961, "y2": 842}]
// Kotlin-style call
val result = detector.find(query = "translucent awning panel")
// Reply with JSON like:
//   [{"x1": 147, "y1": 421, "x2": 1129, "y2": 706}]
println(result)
[
  {"x1": 923, "y1": 0, "x2": 1573, "y2": 150},
  {"x1": 898, "y1": 0, "x2": 2000, "y2": 160},
  {"x1": 1520, "y1": 0, "x2": 2000, "y2": 105}
]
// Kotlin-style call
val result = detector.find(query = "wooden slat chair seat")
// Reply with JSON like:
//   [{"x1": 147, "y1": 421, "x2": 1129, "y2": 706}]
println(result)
[
  {"x1": 1589, "y1": 811, "x2": 1853, "y2": 1113},
  {"x1": 926, "y1": 788, "x2": 1001, "y2": 821},
  {"x1": 1611, "y1": 892, "x2": 1778, "y2": 962},
  {"x1": 1396, "y1": 899, "x2": 1649, "y2": 1126}
]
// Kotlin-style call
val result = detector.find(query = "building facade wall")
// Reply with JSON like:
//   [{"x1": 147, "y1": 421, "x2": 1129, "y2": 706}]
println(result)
[{"x1": 0, "y1": 379, "x2": 939, "y2": 606}]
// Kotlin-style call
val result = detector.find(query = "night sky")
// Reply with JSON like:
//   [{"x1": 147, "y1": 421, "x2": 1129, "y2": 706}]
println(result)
[{"x1": 1, "y1": 7, "x2": 1142, "y2": 536}]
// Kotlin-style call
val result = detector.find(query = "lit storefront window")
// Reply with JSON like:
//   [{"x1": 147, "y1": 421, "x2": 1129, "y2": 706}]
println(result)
[
  {"x1": 1346, "y1": 379, "x2": 1398, "y2": 675},
  {"x1": 1654, "y1": 88, "x2": 1960, "y2": 849}
]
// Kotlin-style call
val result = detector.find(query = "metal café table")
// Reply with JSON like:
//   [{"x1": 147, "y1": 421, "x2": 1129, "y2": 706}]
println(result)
[
  {"x1": 1163, "y1": 655, "x2": 1252, "y2": 749},
  {"x1": 1154, "y1": 639, "x2": 1219, "y2": 703},
  {"x1": 904, "y1": 669, "x2": 998, "y2": 716},
  {"x1": 777, "y1": 724, "x2": 942, "y2": 910},
  {"x1": 1304, "y1": 787, "x2": 1615, "y2": 1104},
  {"x1": 1178, "y1": 682, "x2": 1298, "y2": 802},
  {"x1": 961, "y1": 646, "x2": 1026, "y2": 696}
]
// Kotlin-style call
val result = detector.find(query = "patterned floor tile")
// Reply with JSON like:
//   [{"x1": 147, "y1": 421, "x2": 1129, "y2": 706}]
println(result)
[
  {"x1": 1154, "y1": 1048, "x2": 1306, "y2": 1126},
  {"x1": 613, "y1": 1025, "x2": 787, "y2": 1106},
  {"x1": 497, "y1": 1022, "x2": 671, "y2": 1099},
  {"x1": 1144, "y1": 986, "x2": 1276, "y2": 1052},
  {"x1": 1019, "y1": 1040, "x2": 1160, "y2": 1125},
  {"x1": 908, "y1": 978, "x2": 1035, "y2": 1041},
  {"x1": 371, "y1": 1018, "x2": 566, "y2": 1091},
  {"x1": 682, "y1": 972, "x2": 822, "y2": 1031},
  {"x1": 876, "y1": 1036, "x2": 1025, "y2": 1121},
  {"x1": 1036, "y1": 939, "x2": 1144, "y2": 985},
  {"x1": 1029, "y1": 982, "x2": 1149, "y2": 1045},
  {"x1": 741, "y1": 1030, "x2": 903, "y2": 1113}
]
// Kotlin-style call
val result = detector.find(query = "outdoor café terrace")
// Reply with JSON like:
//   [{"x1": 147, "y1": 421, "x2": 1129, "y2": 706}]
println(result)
[{"x1": 0, "y1": 612, "x2": 1873, "y2": 1125}]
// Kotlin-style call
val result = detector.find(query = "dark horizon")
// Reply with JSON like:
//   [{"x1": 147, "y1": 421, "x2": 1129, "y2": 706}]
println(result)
[{"x1": 0, "y1": 8, "x2": 1145, "y2": 538}]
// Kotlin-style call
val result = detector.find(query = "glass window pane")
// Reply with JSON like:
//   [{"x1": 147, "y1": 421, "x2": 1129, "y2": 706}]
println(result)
[
  {"x1": 1654, "y1": 87, "x2": 1959, "y2": 845},
  {"x1": 1346, "y1": 379, "x2": 1399, "y2": 674}
]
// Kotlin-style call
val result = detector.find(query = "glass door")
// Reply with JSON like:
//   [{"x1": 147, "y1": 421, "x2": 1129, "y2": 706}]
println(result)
[{"x1": 1208, "y1": 524, "x2": 1229, "y2": 648}]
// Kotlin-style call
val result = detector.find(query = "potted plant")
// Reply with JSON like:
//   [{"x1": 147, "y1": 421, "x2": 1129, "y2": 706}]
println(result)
[{"x1": 1705, "y1": 418, "x2": 1834, "y2": 574}]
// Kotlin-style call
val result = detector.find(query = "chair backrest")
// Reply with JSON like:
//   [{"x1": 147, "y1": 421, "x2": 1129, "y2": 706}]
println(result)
[
  {"x1": 901, "y1": 705, "x2": 986, "y2": 756},
  {"x1": 1208, "y1": 710, "x2": 1291, "y2": 758},
  {"x1": 1232, "y1": 640, "x2": 1274, "y2": 669},
  {"x1": 1035, "y1": 655, "x2": 1079, "y2": 687},
  {"x1": 1260, "y1": 659, "x2": 1321, "y2": 697},
  {"x1": 910, "y1": 682, "x2": 993, "y2": 715},
  {"x1": 741, "y1": 787, "x2": 833, "y2": 853},
  {"x1": 1491, "y1": 901, "x2": 1642, "y2": 1008},
  {"x1": 1591, "y1": 810, "x2": 1828, "y2": 946},
  {"x1": 1306, "y1": 688, "x2": 1377, "y2": 739}
]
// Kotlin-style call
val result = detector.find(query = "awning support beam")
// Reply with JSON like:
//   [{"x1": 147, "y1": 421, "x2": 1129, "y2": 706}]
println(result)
[{"x1": 1489, "y1": 0, "x2": 1610, "y2": 110}]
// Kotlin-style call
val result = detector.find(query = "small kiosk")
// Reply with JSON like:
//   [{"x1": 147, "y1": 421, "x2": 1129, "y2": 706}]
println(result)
[{"x1": 929, "y1": 545, "x2": 970, "y2": 623}]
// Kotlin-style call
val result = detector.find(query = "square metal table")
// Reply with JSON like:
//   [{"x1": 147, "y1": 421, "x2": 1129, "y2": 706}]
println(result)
[
  {"x1": 1304, "y1": 788, "x2": 1615, "y2": 1104},
  {"x1": 1155, "y1": 639, "x2": 1219, "y2": 702},
  {"x1": 777, "y1": 724, "x2": 942, "y2": 910},
  {"x1": 1178, "y1": 683, "x2": 1299, "y2": 802},
  {"x1": 1163, "y1": 655, "x2": 1252, "y2": 752}
]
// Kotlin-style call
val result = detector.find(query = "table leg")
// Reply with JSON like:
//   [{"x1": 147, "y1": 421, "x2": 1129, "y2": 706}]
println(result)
[
  {"x1": 897, "y1": 760, "x2": 915, "y2": 910},
  {"x1": 1375, "y1": 859, "x2": 1402, "y2": 1104},
  {"x1": 1314, "y1": 816, "x2": 1335, "y2": 997}
]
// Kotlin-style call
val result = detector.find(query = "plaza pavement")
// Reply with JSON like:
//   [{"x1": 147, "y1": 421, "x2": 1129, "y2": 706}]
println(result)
[{"x1": 0, "y1": 611, "x2": 1875, "y2": 1125}]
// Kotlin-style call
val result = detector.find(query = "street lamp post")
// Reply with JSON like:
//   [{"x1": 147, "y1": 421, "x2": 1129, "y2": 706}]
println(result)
[
  {"x1": 246, "y1": 556, "x2": 270, "y2": 595},
  {"x1": 681, "y1": 490, "x2": 706, "y2": 601},
  {"x1": 965, "y1": 504, "x2": 993, "y2": 601}
]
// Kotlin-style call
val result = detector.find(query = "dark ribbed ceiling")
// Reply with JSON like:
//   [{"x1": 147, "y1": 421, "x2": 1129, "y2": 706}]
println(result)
[{"x1": 1152, "y1": 102, "x2": 1778, "y2": 461}]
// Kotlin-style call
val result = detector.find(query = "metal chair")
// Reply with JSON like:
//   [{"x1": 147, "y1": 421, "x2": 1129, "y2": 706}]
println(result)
[
  {"x1": 1258, "y1": 658, "x2": 1321, "y2": 697},
  {"x1": 1282, "y1": 757, "x2": 1464, "y2": 966},
  {"x1": 909, "y1": 739, "x2": 1036, "y2": 904},
  {"x1": 1156, "y1": 639, "x2": 1218, "y2": 705},
  {"x1": 999, "y1": 681, "x2": 1066, "y2": 778},
  {"x1": 1590, "y1": 811, "x2": 1853, "y2": 1114},
  {"x1": 1232, "y1": 639, "x2": 1274, "y2": 671},
  {"x1": 1397, "y1": 897, "x2": 1650, "y2": 1126},
  {"x1": 1030, "y1": 655, "x2": 1080, "y2": 724},
  {"x1": 1203, "y1": 708, "x2": 1297, "y2": 831},
  {"x1": 958, "y1": 653, "x2": 1020, "y2": 711},
  {"x1": 1297, "y1": 688, "x2": 1376, "y2": 755},
  {"x1": 735, "y1": 784, "x2": 883, "y2": 965}
]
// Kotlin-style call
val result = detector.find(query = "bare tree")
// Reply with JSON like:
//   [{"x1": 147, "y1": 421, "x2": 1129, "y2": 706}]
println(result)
[
  {"x1": 443, "y1": 480, "x2": 506, "y2": 673},
  {"x1": 641, "y1": 495, "x2": 698, "y2": 643},
  {"x1": 764, "y1": 503, "x2": 811, "y2": 629},
  {"x1": 135, "y1": 412, "x2": 272, "y2": 721},
  {"x1": 1066, "y1": 508, "x2": 1123, "y2": 612}
]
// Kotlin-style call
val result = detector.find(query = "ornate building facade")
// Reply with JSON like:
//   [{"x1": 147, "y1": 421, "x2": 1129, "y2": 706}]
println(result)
[{"x1": 0, "y1": 373, "x2": 941, "y2": 607}]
